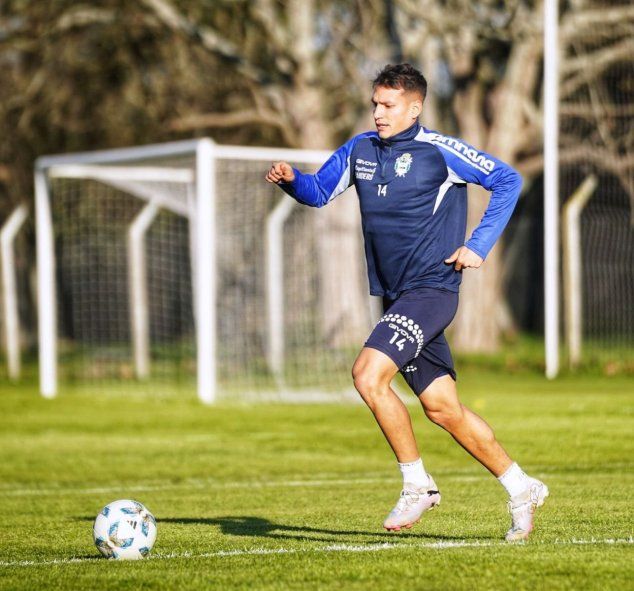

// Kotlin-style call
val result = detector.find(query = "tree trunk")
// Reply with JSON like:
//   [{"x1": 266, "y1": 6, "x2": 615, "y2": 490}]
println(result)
[
  {"x1": 449, "y1": 81, "x2": 503, "y2": 352},
  {"x1": 287, "y1": 0, "x2": 370, "y2": 348},
  {"x1": 298, "y1": 118, "x2": 370, "y2": 349},
  {"x1": 449, "y1": 30, "x2": 541, "y2": 352}
]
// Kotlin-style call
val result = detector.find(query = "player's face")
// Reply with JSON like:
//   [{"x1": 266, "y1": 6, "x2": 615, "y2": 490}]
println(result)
[{"x1": 372, "y1": 86, "x2": 422, "y2": 139}]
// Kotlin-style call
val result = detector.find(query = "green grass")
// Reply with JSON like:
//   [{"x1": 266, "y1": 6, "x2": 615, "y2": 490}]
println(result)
[{"x1": 0, "y1": 370, "x2": 632, "y2": 590}]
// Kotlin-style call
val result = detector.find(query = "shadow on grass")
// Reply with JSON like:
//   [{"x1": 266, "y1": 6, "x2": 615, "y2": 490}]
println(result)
[
  {"x1": 76, "y1": 514, "x2": 494, "y2": 543},
  {"x1": 158, "y1": 516, "x2": 493, "y2": 543}
]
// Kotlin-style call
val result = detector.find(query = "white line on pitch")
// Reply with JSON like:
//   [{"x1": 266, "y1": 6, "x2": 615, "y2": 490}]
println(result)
[
  {"x1": 0, "y1": 469, "x2": 625, "y2": 497},
  {"x1": 0, "y1": 477, "x2": 390, "y2": 496},
  {"x1": 0, "y1": 475, "x2": 484, "y2": 497},
  {"x1": 1, "y1": 538, "x2": 632, "y2": 568}
]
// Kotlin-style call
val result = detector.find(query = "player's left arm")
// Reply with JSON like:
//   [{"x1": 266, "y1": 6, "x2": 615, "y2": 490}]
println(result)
[{"x1": 439, "y1": 143, "x2": 523, "y2": 271}]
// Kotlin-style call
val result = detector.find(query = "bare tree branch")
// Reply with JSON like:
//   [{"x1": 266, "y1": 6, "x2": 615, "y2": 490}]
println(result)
[
  {"x1": 561, "y1": 4, "x2": 634, "y2": 39},
  {"x1": 252, "y1": 0, "x2": 289, "y2": 57},
  {"x1": 562, "y1": 37, "x2": 634, "y2": 76},
  {"x1": 560, "y1": 103, "x2": 634, "y2": 117},
  {"x1": 141, "y1": 0, "x2": 271, "y2": 84},
  {"x1": 169, "y1": 109, "x2": 297, "y2": 146},
  {"x1": 54, "y1": 7, "x2": 116, "y2": 31},
  {"x1": 169, "y1": 110, "x2": 275, "y2": 131},
  {"x1": 561, "y1": 39, "x2": 633, "y2": 99},
  {"x1": 518, "y1": 147, "x2": 634, "y2": 178}
]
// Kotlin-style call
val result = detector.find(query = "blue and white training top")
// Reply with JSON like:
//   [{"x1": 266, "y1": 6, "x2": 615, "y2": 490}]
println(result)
[{"x1": 280, "y1": 121, "x2": 522, "y2": 298}]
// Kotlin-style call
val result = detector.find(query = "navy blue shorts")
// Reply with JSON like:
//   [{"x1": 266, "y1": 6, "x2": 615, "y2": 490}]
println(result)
[{"x1": 364, "y1": 287, "x2": 459, "y2": 396}]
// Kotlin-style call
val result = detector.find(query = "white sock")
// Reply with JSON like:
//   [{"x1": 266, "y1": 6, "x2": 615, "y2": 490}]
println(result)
[
  {"x1": 498, "y1": 462, "x2": 531, "y2": 497},
  {"x1": 398, "y1": 458, "x2": 430, "y2": 489}
]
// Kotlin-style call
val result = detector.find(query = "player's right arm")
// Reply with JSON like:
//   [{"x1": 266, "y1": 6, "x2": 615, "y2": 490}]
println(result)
[{"x1": 264, "y1": 136, "x2": 360, "y2": 207}]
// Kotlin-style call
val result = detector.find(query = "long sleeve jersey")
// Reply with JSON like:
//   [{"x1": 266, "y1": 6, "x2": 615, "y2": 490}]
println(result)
[{"x1": 280, "y1": 121, "x2": 522, "y2": 298}]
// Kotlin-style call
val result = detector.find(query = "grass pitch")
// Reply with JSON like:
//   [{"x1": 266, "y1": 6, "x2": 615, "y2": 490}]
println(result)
[{"x1": 0, "y1": 370, "x2": 632, "y2": 590}]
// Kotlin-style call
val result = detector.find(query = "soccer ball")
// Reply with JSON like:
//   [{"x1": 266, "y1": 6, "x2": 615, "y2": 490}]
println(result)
[{"x1": 93, "y1": 499, "x2": 157, "y2": 560}]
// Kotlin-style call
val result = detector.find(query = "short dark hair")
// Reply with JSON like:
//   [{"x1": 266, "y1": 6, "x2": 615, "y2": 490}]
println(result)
[{"x1": 372, "y1": 63, "x2": 427, "y2": 100}]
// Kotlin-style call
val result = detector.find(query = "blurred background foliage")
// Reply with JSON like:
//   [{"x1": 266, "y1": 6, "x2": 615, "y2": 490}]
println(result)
[{"x1": 0, "y1": 0, "x2": 631, "y2": 359}]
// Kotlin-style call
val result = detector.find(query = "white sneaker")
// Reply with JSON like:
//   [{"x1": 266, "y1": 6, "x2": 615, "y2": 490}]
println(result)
[
  {"x1": 505, "y1": 479, "x2": 549, "y2": 542},
  {"x1": 383, "y1": 476, "x2": 441, "y2": 531}
]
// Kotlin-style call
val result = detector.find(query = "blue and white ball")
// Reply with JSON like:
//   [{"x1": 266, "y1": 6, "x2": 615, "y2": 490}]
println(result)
[{"x1": 93, "y1": 499, "x2": 157, "y2": 560}]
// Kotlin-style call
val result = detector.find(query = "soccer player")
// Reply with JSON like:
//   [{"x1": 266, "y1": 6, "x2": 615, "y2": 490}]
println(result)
[{"x1": 265, "y1": 63, "x2": 548, "y2": 542}]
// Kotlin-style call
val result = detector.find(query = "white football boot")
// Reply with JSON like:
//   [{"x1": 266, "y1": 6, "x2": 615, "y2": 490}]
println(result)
[
  {"x1": 383, "y1": 475, "x2": 441, "y2": 531},
  {"x1": 505, "y1": 479, "x2": 549, "y2": 542}
]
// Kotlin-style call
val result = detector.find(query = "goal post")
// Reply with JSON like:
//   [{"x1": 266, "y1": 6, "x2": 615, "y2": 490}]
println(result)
[
  {"x1": 34, "y1": 139, "x2": 370, "y2": 403},
  {"x1": 265, "y1": 195, "x2": 295, "y2": 382},
  {"x1": 562, "y1": 175, "x2": 598, "y2": 369},
  {"x1": 128, "y1": 200, "x2": 160, "y2": 380},
  {"x1": 1, "y1": 203, "x2": 29, "y2": 381},
  {"x1": 544, "y1": 0, "x2": 633, "y2": 374},
  {"x1": 35, "y1": 139, "x2": 216, "y2": 402},
  {"x1": 35, "y1": 167, "x2": 57, "y2": 398},
  {"x1": 543, "y1": 0, "x2": 560, "y2": 379},
  {"x1": 194, "y1": 139, "x2": 215, "y2": 404}
]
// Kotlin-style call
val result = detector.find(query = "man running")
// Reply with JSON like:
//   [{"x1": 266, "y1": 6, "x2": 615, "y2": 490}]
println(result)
[{"x1": 265, "y1": 63, "x2": 548, "y2": 542}]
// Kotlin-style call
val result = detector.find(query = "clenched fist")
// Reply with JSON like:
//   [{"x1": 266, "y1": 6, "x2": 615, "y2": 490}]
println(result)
[{"x1": 265, "y1": 162, "x2": 295, "y2": 184}]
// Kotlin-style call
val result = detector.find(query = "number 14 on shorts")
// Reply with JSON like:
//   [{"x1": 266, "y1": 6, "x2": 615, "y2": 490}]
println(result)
[{"x1": 390, "y1": 331, "x2": 406, "y2": 351}]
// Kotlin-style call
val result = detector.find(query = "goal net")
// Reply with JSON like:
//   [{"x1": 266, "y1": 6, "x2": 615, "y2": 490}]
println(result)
[
  {"x1": 35, "y1": 140, "x2": 375, "y2": 402},
  {"x1": 559, "y1": 0, "x2": 634, "y2": 372}
]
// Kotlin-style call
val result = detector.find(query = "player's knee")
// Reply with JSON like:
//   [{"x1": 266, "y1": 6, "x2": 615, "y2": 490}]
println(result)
[
  {"x1": 352, "y1": 368, "x2": 379, "y2": 396},
  {"x1": 352, "y1": 365, "x2": 388, "y2": 404},
  {"x1": 424, "y1": 402, "x2": 464, "y2": 430}
]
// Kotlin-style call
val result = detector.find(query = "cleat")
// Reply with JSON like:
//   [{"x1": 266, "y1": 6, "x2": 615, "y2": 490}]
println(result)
[
  {"x1": 383, "y1": 476, "x2": 441, "y2": 531},
  {"x1": 505, "y1": 479, "x2": 549, "y2": 542}
]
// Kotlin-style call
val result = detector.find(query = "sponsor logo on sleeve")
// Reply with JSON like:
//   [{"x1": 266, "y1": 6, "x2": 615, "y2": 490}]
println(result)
[{"x1": 427, "y1": 133, "x2": 495, "y2": 173}]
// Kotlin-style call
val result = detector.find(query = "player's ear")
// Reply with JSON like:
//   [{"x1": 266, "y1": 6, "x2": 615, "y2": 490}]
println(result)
[{"x1": 409, "y1": 98, "x2": 422, "y2": 118}]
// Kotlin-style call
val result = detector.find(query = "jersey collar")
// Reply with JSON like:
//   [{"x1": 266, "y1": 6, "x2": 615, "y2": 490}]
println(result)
[{"x1": 380, "y1": 121, "x2": 421, "y2": 145}]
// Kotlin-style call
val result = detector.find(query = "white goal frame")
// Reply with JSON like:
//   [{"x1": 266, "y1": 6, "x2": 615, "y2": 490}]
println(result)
[
  {"x1": 562, "y1": 175, "x2": 598, "y2": 369},
  {"x1": 543, "y1": 0, "x2": 560, "y2": 379},
  {"x1": 1, "y1": 203, "x2": 29, "y2": 380},
  {"x1": 35, "y1": 138, "x2": 331, "y2": 403}
]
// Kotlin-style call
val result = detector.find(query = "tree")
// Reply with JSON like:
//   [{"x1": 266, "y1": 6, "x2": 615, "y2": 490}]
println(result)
[
  {"x1": 391, "y1": 0, "x2": 634, "y2": 350},
  {"x1": 143, "y1": 0, "x2": 633, "y2": 351},
  {"x1": 140, "y1": 0, "x2": 399, "y2": 346},
  {"x1": 0, "y1": 0, "x2": 631, "y2": 353}
]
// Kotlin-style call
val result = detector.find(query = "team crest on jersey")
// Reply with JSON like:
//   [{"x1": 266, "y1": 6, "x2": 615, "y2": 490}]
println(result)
[{"x1": 394, "y1": 153, "x2": 413, "y2": 177}]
